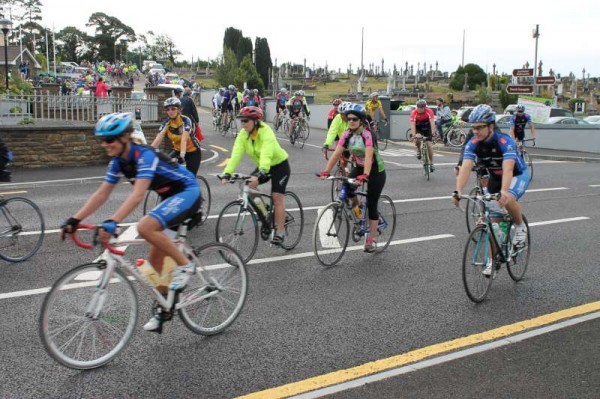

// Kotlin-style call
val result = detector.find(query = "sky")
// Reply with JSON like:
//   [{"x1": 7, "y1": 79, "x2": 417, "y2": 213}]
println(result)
[{"x1": 38, "y1": 0, "x2": 600, "y2": 78}]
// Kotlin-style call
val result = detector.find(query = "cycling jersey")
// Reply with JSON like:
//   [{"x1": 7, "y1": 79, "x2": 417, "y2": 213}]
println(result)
[
  {"x1": 327, "y1": 106, "x2": 337, "y2": 121},
  {"x1": 286, "y1": 97, "x2": 310, "y2": 115},
  {"x1": 324, "y1": 114, "x2": 348, "y2": 147},
  {"x1": 463, "y1": 131, "x2": 527, "y2": 177},
  {"x1": 410, "y1": 108, "x2": 435, "y2": 134},
  {"x1": 276, "y1": 93, "x2": 288, "y2": 106},
  {"x1": 159, "y1": 114, "x2": 199, "y2": 152},
  {"x1": 224, "y1": 124, "x2": 289, "y2": 175},
  {"x1": 337, "y1": 128, "x2": 385, "y2": 172},
  {"x1": 243, "y1": 95, "x2": 258, "y2": 107},
  {"x1": 365, "y1": 99, "x2": 382, "y2": 115},
  {"x1": 510, "y1": 112, "x2": 532, "y2": 135}
]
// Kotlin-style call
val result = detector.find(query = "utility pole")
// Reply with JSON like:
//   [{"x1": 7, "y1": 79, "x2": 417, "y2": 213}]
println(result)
[
  {"x1": 461, "y1": 30, "x2": 465, "y2": 67},
  {"x1": 532, "y1": 24, "x2": 540, "y2": 95}
]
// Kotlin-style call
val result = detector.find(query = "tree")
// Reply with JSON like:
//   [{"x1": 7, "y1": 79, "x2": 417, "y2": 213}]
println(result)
[
  {"x1": 223, "y1": 27, "x2": 243, "y2": 54},
  {"x1": 153, "y1": 34, "x2": 181, "y2": 68},
  {"x1": 237, "y1": 54, "x2": 264, "y2": 93},
  {"x1": 214, "y1": 47, "x2": 239, "y2": 88},
  {"x1": 449, "y1": 63, "x2": 487, "y2": 91},
  {"x1": 56, "y1": 26, "x2": 89, "y2": 62},
  {"x1": 86, "y1": 12, "x2": 136, "y2": 62},
  {"x1": 254, "y1": 37, "x2": 272, "y2": 91},
  {"x1": 236, "y1": 36, "x2": 252, "y2": 64}
]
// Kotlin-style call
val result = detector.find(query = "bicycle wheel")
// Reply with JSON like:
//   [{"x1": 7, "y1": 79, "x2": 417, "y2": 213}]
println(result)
[
  {"x1": 298, "y1": 125, "x2": 307, "y2": 148},
  {"x1": 272, "y1": 114, "x2": 280, "y2": 132},
  {"x1": 39, "y1": 263, "x2": 138, "y2": 369},
  {"x1": 179, "y1": 242, "x2": 248, "y2": 335},
  {"x1": 379, "y1": 137, "x2": 388, "y2": 151},
  {"x1": 229, "y1": 119, "x2": 238, "y2": 137},
  {"x1": 313, "y1": 202, "x2": 350, "y2": 267},
  {"x1": 215, "y1": 200, "x2": 259, "y2": 264},
  {"x1": 330, "y1": 167, "x2": 344, "y2": 202},
  {"x1": 405, "y1": 128, "x2": 413, "y2": 141},
  {"x1": 506, "y1": 215, "x2": 531, "y2": 281},
  {"x1": 462, "y1": 226, "x2": 495, "y2": 303},
  {"x1": 197, "y1": 176, "x2": 212, "y2": 225},
  {"x1": 449, "y1": 128, "x2": 466, "y2": 147},
  {"x1": 373, "y1": 194, "x2": 396, "y2": 252},
  {"x1": 0, "y1": 197, "x2": 45, "y2": 262},
  {"x1": 142, "y1": 190, "x2": 161, "y2": 216},
  {"x1": 465, "y1": 186, "x2": 483, "y2": 234},
  {"x1": 290, "y1": 124, "x2": 298, "y2": 145},
  {"x1": 523, "y1": 152, "x2": 533, "y2": 183},
  {"x1": 421, "y1": 145, "x2": 430, "y2": 181},
  {"x1": 280, "y1": 191, "x2": 304, "y2": 250}
]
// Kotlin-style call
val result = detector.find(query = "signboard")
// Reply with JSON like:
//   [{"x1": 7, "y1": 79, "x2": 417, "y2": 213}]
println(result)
[
  {"x1": 507, "y1": 85, "x2": 534, "y2": 94},
  {"x1": 518, "y1": 98, "x2": 551, "y2": 123},
  {"x1": 512, "y1": 68, "x2": 534, "y2": 77},
  {"x1": 536, "y1": 76, "x2": 556, "y2": 85}
]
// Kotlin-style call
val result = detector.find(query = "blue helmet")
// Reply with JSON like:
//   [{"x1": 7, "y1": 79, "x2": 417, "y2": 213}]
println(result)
[
  {"x1": 95, "y1": 113, "x2": 134, "y2": 137},
  {"x1": 515, "y1": 104, "x2": 525, "y2": 112},
  {"x1": 468, "y1": 104, "x2": 496, "y2": 124},
  {"x1": 343, "y1": 103, "x2": 366, "y2": 118}
]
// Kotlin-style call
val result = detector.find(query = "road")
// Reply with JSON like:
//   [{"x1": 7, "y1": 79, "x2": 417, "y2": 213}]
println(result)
[{"x1": 1, "y1": 113, "x2": 599, "y2": 398}]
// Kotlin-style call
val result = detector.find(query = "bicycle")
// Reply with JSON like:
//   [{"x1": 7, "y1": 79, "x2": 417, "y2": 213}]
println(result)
[
  {"x1": 273, "y1": 109, "x2": 289, "y2": 134},
  {"x1": 369, "y1": 120, "x2": 389, "y2": 151},
  {"x1": 212, "y1": 108, "x2": 223, "y2": 131},
  {"x1": 443, "y1": 123, "x2": 467, "y2": 147},
  {"x1": 411, "y1": 134, "x2": 432, "y2": 180},
  {"x1": 518, "y1": 138, "x2": 535, "y2": 183},
  {"x1": 405, "y1": 128, "x2": 442, "y2": 145},
  {"x1": 142, "y1": 175, "x2": 212, "y2": 227},
  {"x1": 313, "y1": 176, "x2": 396, "y2": 267},
  {"x1": 289, "y1": 114, "x2": 310, "y2": 148},
  {"x1": 39, "y1": 222, "x2": 248, "y2": 370},
  {"x1": 220, "y1": 111, "x2": 238, "y2": 137},
  {"x1": 323, "y1": 148, "x2": 355, "y2": 202},
  {"x1": 464, "y1": 165, "x2": 489, "y2": 234},
  {"x1": 215, "y1": 174, "x2": 304, "y2": 264},
  {"x1": 457, "y1": 193, "x2": 531, "y2": 303},
  {"x1": 0, "y1": 194, "x2": 45, "y2": 262}
]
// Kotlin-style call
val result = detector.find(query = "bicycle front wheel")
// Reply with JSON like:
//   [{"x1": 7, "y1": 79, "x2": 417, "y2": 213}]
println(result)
[
  {"x1": 215, "y1": 201, "x2": 259, "y2": 264},
  {"x1": 179, "y1": 242, "x2": 248, "y2": 335},
  {"x1": 449, "y1": 128, "x2": 466, "y2": 147},
  {"x1": 462, "y1": 226, "x2": 494, "y2": 303},
  {"x1": 422, "y1": 145, "x2": 430, "y2": 181},
  {"x1": 313, "y1": 202, "x2": 350, "y2": 267},
  {"x1": 465, "y1": 186, "x2": 483, "y2": 234},
  {"x1": 506, "y1": 215, "x2": 531, "y2": 281},
  {"x1": 373, "y1": 194, "x2": 396, "y2": 252},
  {"x1": 280, "y1": 191, "x2": 304, "y2": 250},
  {"x1": 523, "y1": 152, "x2": 533, "y2": 183},
  {"x1": 197, "y1": 176, "x2": 212, "y2": 225},
  {"x1": 330, "y1": 167, "x2": 344, "y2": 202},
  {"x1": 0, "y1": 197, "x2": 45, "y2": 262},
  {"x1": 39, "y1": 263, "x2": 138, "y2": 369}
]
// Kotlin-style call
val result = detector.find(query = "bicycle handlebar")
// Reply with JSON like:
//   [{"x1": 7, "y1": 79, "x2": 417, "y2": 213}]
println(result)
[
  {"x1": 70, "y1": 224, "x2": 126, "y2": 256},
  {"x1": 217, "y1": 173, "x2": 271, "y2": 184}
]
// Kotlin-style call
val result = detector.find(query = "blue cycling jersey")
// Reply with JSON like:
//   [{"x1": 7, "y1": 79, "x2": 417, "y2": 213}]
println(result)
[{"x1": 463, "y1": 131, "x2": 527, "y2": 177}]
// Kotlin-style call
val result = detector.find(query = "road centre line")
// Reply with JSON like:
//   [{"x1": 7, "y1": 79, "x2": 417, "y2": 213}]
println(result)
[
  {"x1": 529, "y1": 216, "x2": 589, "y2": 226},
  {"x1": 237, "y1": 302, "x2": 600, "y2": 399},
  {"x1": 590, "y1": 184, "x2": 600, "y2": 187}
]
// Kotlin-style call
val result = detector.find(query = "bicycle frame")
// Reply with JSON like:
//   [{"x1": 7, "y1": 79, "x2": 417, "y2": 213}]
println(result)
[{"x1": 225, "y1": 174, "x2": 273, "y2": 229}]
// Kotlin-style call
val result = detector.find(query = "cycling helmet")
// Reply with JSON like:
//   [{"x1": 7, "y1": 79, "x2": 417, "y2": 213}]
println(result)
[
  {"x1": 163, "y1": 97, "x2": 181, "y2": 108},
  {"x1": 370, "y1": 92, "x2": 379, "y2": 98},
  {"x1": 294, "y1": 91, "x2": 302, "y2": 96},
  {"x1": 332, "y1": 98, "x2": 342, "y2": 107},
  {"x1": 468, "y1": 104, "x2": 496, "y2": 124},
  {"x1": 280, "y1": 88, "x2": 288, "y2": 93},
  {"x1": 238, "y1": 106, "x2": 263, "y2": 120},
  {"x1": 173, "y1": 87, "x2": 183, "y2": 94},
  {"x1": 253, "y1": 89, "x2": 259, "y2": 95},
  {"x1": 228, "y1": 84, "x2": 235, "y2": 90},
  {"x1": 219, "y1": 87, "x2": 225, "y2": 94},
  {"x1": 95, "y1": 112, "x2": 134, "y2": 137},
  {"x1": 416, "y1": 99, "x2": 427, "y2": 108},
  {"x1": 515, "y1": 104, "x2": 525, "y2": 112},
  {"x1": 299, "y1": 90, "x2": 305, "y2": 96},
  {"x1": 343, "y1": 103, "x2": 367, "y2": 118},
  {"x1": 338, "y1": 101, "x2": 352, "y2": 114}
]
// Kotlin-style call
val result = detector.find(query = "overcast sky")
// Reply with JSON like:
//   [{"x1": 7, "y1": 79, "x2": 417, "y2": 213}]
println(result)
[{"x1": 39, "y1": 0, "x2": 600, "y2": 78}]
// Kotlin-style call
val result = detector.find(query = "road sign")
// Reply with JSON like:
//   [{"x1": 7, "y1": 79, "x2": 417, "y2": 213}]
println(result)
[
  {"x1": 536, "y1": 76, "x2": 556, "y2": 85},
  {"x1": 506, "y1": 85, "x2": 534, "y2": 94},
  {"x1": 512, "y1": 68, "x2": 534, "y2": 77}
]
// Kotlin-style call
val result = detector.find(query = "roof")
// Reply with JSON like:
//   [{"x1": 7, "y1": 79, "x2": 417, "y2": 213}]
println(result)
[{"x1": 0, "y1": 45, "x2": 42, "y2": 69}]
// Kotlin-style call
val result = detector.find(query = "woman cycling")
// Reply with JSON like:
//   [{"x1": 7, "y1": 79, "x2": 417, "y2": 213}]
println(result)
[
  {"x1": 319, "y1": 103, "x2": 386, "y2": 253},
  {"x1": 61, "y1": 113, "x2": 201, "y2": 332},
  {"x1": 220, "y1": 106, "x2": 291, "y2": 246},
  {"x1": 152, "y1": 97, "x2": 202, "y2": 176}
]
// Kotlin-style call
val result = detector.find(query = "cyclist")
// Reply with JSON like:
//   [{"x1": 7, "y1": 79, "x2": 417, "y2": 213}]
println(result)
[
  {"x1": 275, "y1": 88, "x2": 289, "y2": 128},
  {"x1": 365, "y1": 92, "x2": 388, "y2": 125},
  {"x1": 509, "y1": 104, "x2": 537, "y2": 145},
  {"x1": 253, "y1": 89, "x2": 264, "y2": 109},
  {"x1": 220, "y1": 106, "x2": 291, "y2": 246},
  {"x1": 327, "y1": 98, "x2": 342, "y2": 129},
  {"x1": 60, "y1": 113, "x2": 201, "y2": 331},
  {"x1": 242, "y1": 89, "x2": 259, "y2": 107},
  {"x1": 286, "y1": 90, "x2": 310, "y2": 140},
  {"x1": 322, "y1": 101, "x2": 351, "y2": 171},
  {"x1": 410, "y1": 99, "x2": 437, "y2": 171},
  {"x1": 221, "y1": 84, "x2": 236, "y2": 130},
  {"x1": 452, "y1": 104, "x2": 530, "y2": 274},
  {"x1": 152, "y1": 97, "x2": 201, "y2": 176},
  {"x1": 179, "y1": 86, "x2": 200, "y2": 126},
  {"x1": 435, "y1": 97, "x2": 452, "y2": 145},
  {"x1": 319, "y1": 103, "x2": 386, "y2": 253}
]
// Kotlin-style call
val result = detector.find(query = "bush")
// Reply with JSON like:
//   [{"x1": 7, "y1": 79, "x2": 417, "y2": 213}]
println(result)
[{"x1": 9, "y1": 106, "x2": 22, "y2": 114}]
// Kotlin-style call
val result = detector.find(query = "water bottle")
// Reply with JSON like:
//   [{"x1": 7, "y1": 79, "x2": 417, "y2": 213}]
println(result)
[
  {"x1": 255, "y1": 198, "x2": 268, "y2": 217},
  {"x1": 135, "y1": 259, "x2": 160, "y2": 287},
  {"x1": 339, "y1": 185, "x2": 348, "y2": 201},
  {"x1": 499, "y1": 221, "x2": 509, "y2": 250},
  {"x1": 352, "y1": 205, "x2": 363, "y2": 219},
  {"x1": 491, "y1": 223, "x2": 505, "y2": 245},
  {"x1": 156, "y1": 256, "x2": 177, "y2": 291}
]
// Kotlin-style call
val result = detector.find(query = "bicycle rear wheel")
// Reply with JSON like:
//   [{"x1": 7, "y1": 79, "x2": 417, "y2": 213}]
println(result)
[
  {"x1": 179, "y1": 242, "x2": 248, "y2": 335},
  {"x1": 465, "y1": 186, "x2": 483, "y2": 234},
  {"x1": 215, "y1": 201, "x2": 259, "y2": 264},
  {"x1": 142, "y1": 190, "x2": 161, "y2": 216},
  {"x1": 313, "y1": 202, "x2": 350, "y2": 267},
  {"x1": 506, "y1": 215, "x2": 530, "y2": 281},
  {"x1": 448, "y1": 128, "x2": 466, "y2": 147},
  {"x1": 197, "y1": 176, "x2": 212, "y2": 225},
  {"x1": 462, "y1": 226, "x2": 494, "y2": 303},
  {"x1": 280, "y1": 191, "x2": 304, "y2": 250},
  {"x1": 0, "y1": 197, "x2": 45, "y2": 262},
  {"x1": 39, "y1": 263, "x2": 137, "y2": 369},
  {"x1": 373, "y1": 194, "x2": 396, "y2": 252}
]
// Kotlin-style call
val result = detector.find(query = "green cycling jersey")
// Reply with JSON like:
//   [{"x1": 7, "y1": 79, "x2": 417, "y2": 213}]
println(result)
[
  {"x1": 224, "y1": 124, "x2": 289, "y2": 175},
  {"x1": 323, "y1": 113, "x2": 349, "y2": 147}
]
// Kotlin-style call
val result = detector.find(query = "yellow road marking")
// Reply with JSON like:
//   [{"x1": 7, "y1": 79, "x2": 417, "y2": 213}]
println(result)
[
  {"x1": 210, "y1": 144, "x2": 229, "y2": 152},
  {"x1": 237, "y1": 300, "x2": 600, "y2": 398},
  {"x1": 0, "y1": 190, "x2": 27, "y2": 195},
  {"x1": 217, "y1": 158, "x2": 230, "y2": 167}
]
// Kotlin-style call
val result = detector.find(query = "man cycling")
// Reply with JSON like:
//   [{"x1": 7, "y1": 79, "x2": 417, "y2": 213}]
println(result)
[
  {"x1": 61, "y1": 113, "x2": 201, "y2": 332},
  {"x1": 365, "y1": 92, "x2": 388, "y2": 125},
  {"x1": 410, "y1": 99, "x2": 437, "y2": 171},
  {"x1": 274, "y1": 88, "x2": 289, "y2": 129},
  {"x1": 509, "y1": 104, "x2": 537, "y2": 145},
  {"x1": 452, "y1": 104, "x2": 530, "y2": 275},
  {"x1": 221, "y1": 85, "x2": 236, "y2": 130},
  {"x1": 435, "y1": 97, "x2": 452, "y2": 145},
  {"x1": 286, "y1": 90, "x2": 310, "y2": 139}
]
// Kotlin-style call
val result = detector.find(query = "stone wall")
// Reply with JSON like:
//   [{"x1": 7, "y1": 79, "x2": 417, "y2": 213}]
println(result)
[{"x1": 3, "y1": 123, "x2": 161, "y2": 168}]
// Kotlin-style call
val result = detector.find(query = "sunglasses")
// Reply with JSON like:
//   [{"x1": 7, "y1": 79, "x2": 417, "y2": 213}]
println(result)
[
  {"x1": 346, "y1": 117, "x2": 360, "y2": 122},
  {"x1": 240, "y1": 119, "x2": 252, "y2": 123},
  {"x1": 471, "y1": 124, "x2": 489, "y2": 132},
  {"x1": 165, "y1": 107, "x2": 179, "y2": 111},
  {"x1": 98, "y1": 135, "x2": 122, "y2": 144}
]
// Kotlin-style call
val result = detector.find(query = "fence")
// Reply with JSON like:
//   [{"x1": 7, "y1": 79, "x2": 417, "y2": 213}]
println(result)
[{"x1": 0, "y1": 93, "x2": 159, "y2": 122}]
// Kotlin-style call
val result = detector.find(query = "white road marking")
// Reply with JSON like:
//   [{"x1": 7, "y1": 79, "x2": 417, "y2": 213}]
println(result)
[{"x1": 529, "y1": 216, "x2": 590, "y2": 227}]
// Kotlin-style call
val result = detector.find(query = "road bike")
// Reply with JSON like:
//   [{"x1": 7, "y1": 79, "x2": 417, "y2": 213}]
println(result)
[
  {"x1": 220, "y1": 111, "x2": 238, "y2": 137},
  {"x1": 0, "y1": 194, "x2": 45, "y2": 262},
  {"x1": 323, "y1": 148, "x2": 356, "y2": 202},
  {"x1": 443, "y1": 123, "x2": 467, "y2": 147},
  {"x1": 406, "y1": 128, "x2": 441, "y2": 145},
  {"x1": 289, "y1": 115, "x2": 310, "y2": 148},
  {"x1": 142, "y1": 176, "x2": 211, "y2": 226},
  {"x1": 273, "y1": 109, "x2": 289, "y2": 134},
  {"x1": 464, "y1": 165, "x2": 489, "y2": 234},
  {"x1": 369, "y1": 120, "x2": 389, "y2": 151},
  {"x1": 518, "y1": 138, "x2": 535, "y2": 183},
  {"x1": 215, "y1": 174, "x2": 304, "y2": 264},
  {"x1": 457, "y1": 193, "x2": 531, "y2": 303},
  {"x1": 313, "y1": 176, "x2": 396, "y2": 267},
  {"x1": 412, "y1": 134, "x2": 433, "y2": 180},
  {"x1": 212, "y1": 108, "x2": 223, "y2": 131},
  {"x1": 39, "y1": 222, "x2": 248, "y2": 369}
]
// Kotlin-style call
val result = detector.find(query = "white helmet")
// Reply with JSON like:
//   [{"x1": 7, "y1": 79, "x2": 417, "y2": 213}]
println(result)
[{"x1": 338, "y1": 101, "x2": 352, "y2": 114}]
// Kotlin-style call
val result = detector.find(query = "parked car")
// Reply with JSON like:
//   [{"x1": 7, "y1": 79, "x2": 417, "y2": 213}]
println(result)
[
  {"x1": 546, "y1": 117, "x2": 590, "y2": 125},
  {"x1": 148, "y1": 68, "x2": 166, "y2": 76},
  {"x1": 504, "y1": 104, "x2": 518, "y2": 115},
  {"x1": 131, "y1": 91, "x2": 147, "y2": 100},
  {"x1": 583, "y1": 115, "x2": 600, "y2": 124},
  {"x1": 495, "y1": 114, "x2": 512, "y2": 124},
  {"x1": 550, "y1": 108, "x2": 574, "y2": 118}
]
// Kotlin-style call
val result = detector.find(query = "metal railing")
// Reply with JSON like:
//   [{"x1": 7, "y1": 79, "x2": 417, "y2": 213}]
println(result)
[{"x1": 0, "y1": 93, "x2": 159, "y2": 122}]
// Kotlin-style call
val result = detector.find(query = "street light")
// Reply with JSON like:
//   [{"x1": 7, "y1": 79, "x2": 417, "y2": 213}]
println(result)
[
  {"x1": 0, "y1": 18, "x2": 12, "y2": 93},
  {"x1": 532, "y1": 24, "x2": 540, "y2": 95}
]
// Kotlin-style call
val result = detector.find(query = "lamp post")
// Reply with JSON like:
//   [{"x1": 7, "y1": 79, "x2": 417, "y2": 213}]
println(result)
[
  {"x1": 532, "y1": 24, "x2": 540, "y2": 95},
  {"x1": 0, "y1": 18, "x2": 12, "y2": 93}
]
